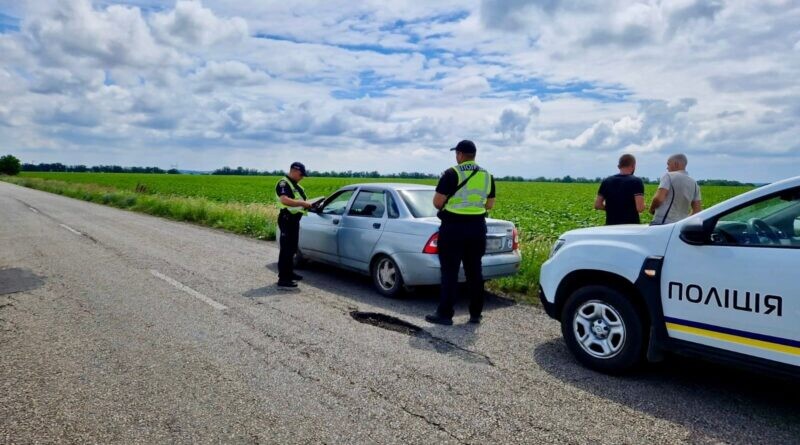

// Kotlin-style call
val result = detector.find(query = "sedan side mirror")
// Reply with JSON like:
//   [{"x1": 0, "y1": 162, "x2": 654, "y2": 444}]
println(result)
[{"x1": 679, "y1": 218, "x2": 709, "y2": 245}]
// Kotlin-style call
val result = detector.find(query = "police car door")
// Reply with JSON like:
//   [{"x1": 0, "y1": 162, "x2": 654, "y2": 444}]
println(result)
[{"x1": 660, "y1": 188, "x2": 800, "y2": 368}]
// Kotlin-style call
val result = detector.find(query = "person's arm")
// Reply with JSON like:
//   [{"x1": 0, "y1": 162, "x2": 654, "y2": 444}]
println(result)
[
  {"x1": 280, "y1": 195, "x2": 312, "y2": 209},
  {"x1": 594, "y1": 195, "x2": 606, "y2": 211},
  {"x1": 433, "y1": 169, "x2": 456, "y2": 211},
  {"x1": 634, "y1": 195, "x2": 645, "y2": 213},
  {"x1": 649, "y1": 188, "x2": 668, "y2": 214},
  {"x1": 433, "y1": 192, "x2": 447, "y2": 210},
  {"x1": 650, "y1": 174, "x2": 671, "y2": 215},
  {"x1": 690, "y1": 182, "x2": 702, "y2": 215},
  {"x1": 485, "y1": 176, "x2": 496, "y2": 210}
]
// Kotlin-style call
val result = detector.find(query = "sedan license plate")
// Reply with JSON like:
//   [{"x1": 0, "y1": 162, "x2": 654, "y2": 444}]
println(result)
[{"x1": 486, "y1": 237, "x2": 504, "y2": 253}]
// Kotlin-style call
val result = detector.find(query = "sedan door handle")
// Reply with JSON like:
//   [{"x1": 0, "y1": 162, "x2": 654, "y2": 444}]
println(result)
[
  {"x1": 333, "y1": 219, "x2": 340, "y2": 225},
  {"x1": 373, "y1": 223, "x2": 381, "y2": 229}
]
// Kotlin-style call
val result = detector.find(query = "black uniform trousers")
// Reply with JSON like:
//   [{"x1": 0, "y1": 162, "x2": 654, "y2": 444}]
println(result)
[
  {"x1": 277, "y1": 210, "x2": 302, "y2": 282},
  {"x1": 436, "y1": 217, "x2": 487, "y2": 319}
]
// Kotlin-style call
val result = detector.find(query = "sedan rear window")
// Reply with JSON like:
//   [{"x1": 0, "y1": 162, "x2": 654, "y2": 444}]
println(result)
[{"x1": 400, "y1": 190, "x2": 437, "y2": 218}]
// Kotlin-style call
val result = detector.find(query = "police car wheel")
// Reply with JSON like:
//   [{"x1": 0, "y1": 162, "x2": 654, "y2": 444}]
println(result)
[
  {"x1": 561, "y1": 285, "x2": 645, "y2": 374},
  {"x1": 371, "y1": 255, "x2": 404, "y2": 298}
]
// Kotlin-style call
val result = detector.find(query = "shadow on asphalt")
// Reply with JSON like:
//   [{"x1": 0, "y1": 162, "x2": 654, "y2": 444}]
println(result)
[
  {"x1": 264, "y1": 260, "x2": 515, "y2": 320},
  {"x1": 533, "y1": 338, "x2": 800, "y2": 443},
  {"x1": 261, "y1": 261, "x2": 503, "y2": 366}
]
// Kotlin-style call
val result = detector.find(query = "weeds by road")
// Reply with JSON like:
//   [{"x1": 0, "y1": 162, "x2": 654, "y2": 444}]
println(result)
[{"x1": 1, "y1": 176, "x2": 278, "y2": 241}]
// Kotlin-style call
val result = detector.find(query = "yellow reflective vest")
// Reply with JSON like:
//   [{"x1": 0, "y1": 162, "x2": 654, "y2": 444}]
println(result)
[
  {"x1": 443, "y1": 161, "x2": 492, "y2": 216},
  {"x1": 275, "y1": 176, "x2": 308, "y2": 215}
]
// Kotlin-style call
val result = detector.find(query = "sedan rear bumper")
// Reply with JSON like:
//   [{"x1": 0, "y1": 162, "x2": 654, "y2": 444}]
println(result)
[{"x1": 393, "y1": 251, "x2": 521, "y2": 286}]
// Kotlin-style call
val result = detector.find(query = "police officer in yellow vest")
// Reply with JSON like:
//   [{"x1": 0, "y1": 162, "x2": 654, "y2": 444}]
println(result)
[
  {"x1": 275, "y1": 162, "x2": 313, "y2": 288},
  {"x1": 426, "y1": 140, "x2": 496, "y2": 325}
]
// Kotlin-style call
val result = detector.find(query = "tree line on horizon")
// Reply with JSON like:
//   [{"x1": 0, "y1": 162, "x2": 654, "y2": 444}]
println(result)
[
  {"x1": 10, "y1": 160, "x2": 754, "y2": 186},
  {"x1": 21, "y1": 162, "x2": 180, "y2": 175}
]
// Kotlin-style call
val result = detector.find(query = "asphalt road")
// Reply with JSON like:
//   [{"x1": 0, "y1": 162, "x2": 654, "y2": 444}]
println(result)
[{"x1": 1, "y1": 181, "x2": 798, "y2": 445}]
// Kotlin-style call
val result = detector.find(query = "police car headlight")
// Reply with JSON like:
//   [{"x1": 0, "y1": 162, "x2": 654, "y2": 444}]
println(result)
[{"x1": 549, "y1": 239, "x2": 566, "y2": 258}]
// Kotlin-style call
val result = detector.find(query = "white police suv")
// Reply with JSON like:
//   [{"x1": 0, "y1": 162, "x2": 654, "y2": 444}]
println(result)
[{"x1": 539, "y1": 176, "x2": 799, "y2": 376}]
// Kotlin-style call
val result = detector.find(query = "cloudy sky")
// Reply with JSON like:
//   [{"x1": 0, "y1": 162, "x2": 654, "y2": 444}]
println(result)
[{"x1": 0, "y1": 0, "x2": 798, "y2": 181}]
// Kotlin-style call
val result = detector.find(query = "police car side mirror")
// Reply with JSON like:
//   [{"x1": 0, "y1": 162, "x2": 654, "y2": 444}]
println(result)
[{"x1": 679, "y1": 219, "x2": 709, "y2": 245}]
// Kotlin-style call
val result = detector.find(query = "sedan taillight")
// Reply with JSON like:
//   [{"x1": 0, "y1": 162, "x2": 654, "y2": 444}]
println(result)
[
  {"x1": 423, "y1": 232, "x2": 439, "y2": 254},
  {"x1": 512, "y1": 227, "x2": 519, "y2": 251}
]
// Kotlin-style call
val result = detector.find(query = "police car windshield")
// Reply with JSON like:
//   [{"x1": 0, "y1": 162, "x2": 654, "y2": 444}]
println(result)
[{"x1": 399, "y1": 190, "x2": 437, "y2": 218}]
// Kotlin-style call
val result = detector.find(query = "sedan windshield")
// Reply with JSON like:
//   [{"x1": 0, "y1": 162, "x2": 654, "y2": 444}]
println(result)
[{"x1": 400, "y1": 190, "x2": 437, "y2": 218}]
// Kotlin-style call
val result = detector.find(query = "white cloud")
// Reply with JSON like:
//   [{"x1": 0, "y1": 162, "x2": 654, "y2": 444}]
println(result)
[
  {"x1": 0, "y1": 0, "x2": 797, "y2": 182},
  {"x1": 495, "y1": 96, "x2": 540, "y2": 142},
  {"x1": 23, "y1": 0, "x2": 184, "y2": 69},
  {"x1": 150, "y1": 0, "x2": 247, "y2": 47},
  {"x1": 442, "y1": 75, "x2": 490, "y2": 96},
  {"x1": 563, "y1": 98, "x2": 696, "y2": 152}
]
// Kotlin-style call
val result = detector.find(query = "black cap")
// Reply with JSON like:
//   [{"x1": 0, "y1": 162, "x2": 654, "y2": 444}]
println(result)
[
  {"x1": 290, "y1": 162, "x2": 307, "y2": 176},
  {"x1": 450, "y1": 140, "x2": 477, "y2": 154}
]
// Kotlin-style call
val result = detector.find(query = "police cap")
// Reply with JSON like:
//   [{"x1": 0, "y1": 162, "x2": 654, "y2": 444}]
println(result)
[
  {"x1": 450, "y1": 140, "x2": 477, "y2": 154},
  {"x1": 290, "y1": 161, "x2": 307, "y2": 176}
]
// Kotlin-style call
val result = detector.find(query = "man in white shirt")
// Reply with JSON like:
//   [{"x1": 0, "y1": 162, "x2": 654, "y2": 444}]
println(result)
[{"x1": 649, "y1": 154, "x2": 702, "y2": 225}]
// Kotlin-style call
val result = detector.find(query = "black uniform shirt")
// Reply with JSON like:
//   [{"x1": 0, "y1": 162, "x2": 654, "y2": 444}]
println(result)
[
  {"x1": 597, "y1": 174, "x2": 644, "y2": 225},
  {"x1": 435, "y1": 165, "x2": 496, "y2": 222},
  {"x1": 276, "y1": 177, "x2": 307, "y2": 201}
]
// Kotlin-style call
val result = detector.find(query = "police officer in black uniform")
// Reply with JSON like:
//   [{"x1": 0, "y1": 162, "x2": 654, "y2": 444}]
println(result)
[
  {"x1": 275, "y1": 162, "x2": 312, "y2": 288},
  {"x1": 426, "y1": 140, "x2": 496, "y2": 325}
]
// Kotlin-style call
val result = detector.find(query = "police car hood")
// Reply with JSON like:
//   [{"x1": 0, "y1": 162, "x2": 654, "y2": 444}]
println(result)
[
  {"x1": 560, "y1": 223, "x2": 676, "y2": 253},
  {"x1": 565, "y1": 224, "x2": 661, "y2": 237}
]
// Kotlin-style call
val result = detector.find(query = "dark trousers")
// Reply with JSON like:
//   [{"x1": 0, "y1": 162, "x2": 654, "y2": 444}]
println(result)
[
  {"x1": 436, "y1": 219, "x2": 487, "y2": 319},
  {"x1": 278, "y1": 211, "x2": 301, "y2": 282}
]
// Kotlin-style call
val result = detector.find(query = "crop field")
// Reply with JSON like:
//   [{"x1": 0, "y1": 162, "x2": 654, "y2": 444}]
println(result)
[{"x1": 10, "y1": 172, "x2": 752, "y2": 301}]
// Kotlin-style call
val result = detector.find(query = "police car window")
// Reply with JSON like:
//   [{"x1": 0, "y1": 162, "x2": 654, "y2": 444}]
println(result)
[
  {"x1": 386, "y1": 192, "x2": 400, "y2": 219},
  {"x1": 711, "y1": 190, "x2": 800, "y2": 248},
  {"x1": 348, "y1": 191, "x2": 385, "y2": 218},
  {"x1": 321, "y1": 190, "x2": 354, "y2": 216}
]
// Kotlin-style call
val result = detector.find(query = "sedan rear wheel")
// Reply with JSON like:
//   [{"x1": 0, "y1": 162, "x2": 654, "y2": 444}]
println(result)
[{"x1": 372, "y1": 255, "x2": 404, "y2": 298}]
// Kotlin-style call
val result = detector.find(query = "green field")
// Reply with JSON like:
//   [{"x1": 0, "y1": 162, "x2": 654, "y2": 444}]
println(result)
[{"x1": 7, "y1": 172, "x2": 752, "y2": 302}]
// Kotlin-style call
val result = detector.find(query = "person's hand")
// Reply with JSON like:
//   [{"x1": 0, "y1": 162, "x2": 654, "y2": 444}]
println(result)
[{"x1": 302, "y1": 201, "x2": 313, "y2": 209}]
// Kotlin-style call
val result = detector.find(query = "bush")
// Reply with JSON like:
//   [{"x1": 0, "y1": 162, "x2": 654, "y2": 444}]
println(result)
[{"x1": 0, "y1": 155, "x2": 21, "y2": 176}]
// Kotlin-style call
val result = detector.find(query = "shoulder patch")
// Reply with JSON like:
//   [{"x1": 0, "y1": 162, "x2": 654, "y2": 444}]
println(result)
[{"x1": 278, "y1": 180, "x2": 288, "y2": 186}]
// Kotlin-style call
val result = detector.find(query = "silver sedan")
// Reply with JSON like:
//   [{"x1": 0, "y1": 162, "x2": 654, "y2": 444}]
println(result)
[{"x1": 294, "y1": 183, "x2": 521, "y2": 297}]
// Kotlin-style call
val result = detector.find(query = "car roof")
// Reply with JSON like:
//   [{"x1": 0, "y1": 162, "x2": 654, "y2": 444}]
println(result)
[{"x1": 348, "y1": 183, "x2": 435, "y2": 191}]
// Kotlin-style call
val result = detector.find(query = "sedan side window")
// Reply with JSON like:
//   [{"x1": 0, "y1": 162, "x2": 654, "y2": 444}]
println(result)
[
  {"x1": 711, "y1": 189, "x2": 800, "y2": 248},
  {"x1": 348, "y1": 191, "x2": 386, "y2": 218},
  {"x1": 321, "y1": 190, "x2": 354, "y2": 216},
  {"x1": 386, "y1": 193, "x2": 400, "y2": 219}
]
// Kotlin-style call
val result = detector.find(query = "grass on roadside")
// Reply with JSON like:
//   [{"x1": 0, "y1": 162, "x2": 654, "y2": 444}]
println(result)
[
  {"x1": 1, "y1": 175, "x2": 548, "y2": 303},
  {"x1": 2, "y1": 176, "x2": 278, "y2": 240}
]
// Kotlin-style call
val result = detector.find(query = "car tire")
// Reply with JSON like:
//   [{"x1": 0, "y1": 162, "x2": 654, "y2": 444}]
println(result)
[
  {"x1": 560, "y1": 285, "x2": 645, "y2": 374},
  {"x1": 371, "y1": 255, "x2": 405, "y2": 298}
]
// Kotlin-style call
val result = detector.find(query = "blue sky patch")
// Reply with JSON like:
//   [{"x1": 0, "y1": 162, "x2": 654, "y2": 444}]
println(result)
[
  {"x1": 0, "y1": 12, "x2": 20, "y2": 33},
  {"x1": 488, "y1": 77, "x2": 633, "y2": 103}
]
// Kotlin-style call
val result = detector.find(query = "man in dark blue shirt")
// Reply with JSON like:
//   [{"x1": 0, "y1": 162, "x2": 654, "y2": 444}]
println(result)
[{"x1": 594, "y1": 154, "x2": 645, "y2": 225}]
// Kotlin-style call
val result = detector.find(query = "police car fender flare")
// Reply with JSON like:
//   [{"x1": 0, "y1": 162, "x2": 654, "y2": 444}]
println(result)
[{"x1": 542, "y1": 239, "x2": 659, "y2": 303}]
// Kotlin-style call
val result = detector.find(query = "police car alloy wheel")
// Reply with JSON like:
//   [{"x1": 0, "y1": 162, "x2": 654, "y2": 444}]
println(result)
[
  {"x1": 560, "y1": 285, "x2": 645, "y2": 374},
  {"x1": 371, "y1": 255, "x2": 404, "y2": 298}
]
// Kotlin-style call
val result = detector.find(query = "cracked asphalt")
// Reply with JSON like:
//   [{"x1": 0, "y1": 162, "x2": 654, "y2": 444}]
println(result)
[{"x1": 1, "y1": 181, "x2": 798, "y2": 444}]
